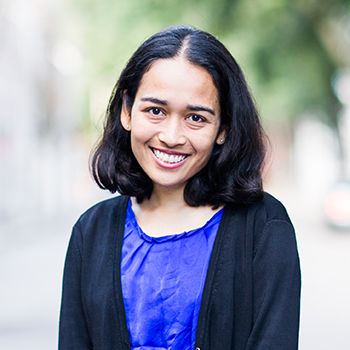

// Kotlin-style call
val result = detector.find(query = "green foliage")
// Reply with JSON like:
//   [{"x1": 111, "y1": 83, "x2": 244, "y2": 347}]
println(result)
[{"x1": 66, "y1": 0, "x2": 350, "y2": 127}]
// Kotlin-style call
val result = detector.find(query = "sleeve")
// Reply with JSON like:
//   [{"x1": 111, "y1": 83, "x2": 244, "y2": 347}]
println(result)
[
  {"x1": 246, "y1": 219, "x2": 301, "y2": 350},
  {"x1": 59, "y1": 223, "x2": 92, "y2": 350}
]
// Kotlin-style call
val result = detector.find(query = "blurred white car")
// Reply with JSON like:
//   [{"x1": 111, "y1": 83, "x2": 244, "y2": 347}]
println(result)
[{"x1": 323, "y1": 181, "x2": 350, "y2": 229}]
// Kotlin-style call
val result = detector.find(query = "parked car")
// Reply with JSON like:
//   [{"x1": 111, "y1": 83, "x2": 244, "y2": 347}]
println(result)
[{"x1": 323, "y1": 181, "x2": 350, "y2": 229}]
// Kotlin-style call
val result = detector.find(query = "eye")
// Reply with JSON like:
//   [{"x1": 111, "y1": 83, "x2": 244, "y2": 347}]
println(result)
[
  {"x1": 188, "y1": 114, "x2": 205, "y2": 122},
  {"x1": 148, "y1": 107, "x2": 163, "y2": 116}
]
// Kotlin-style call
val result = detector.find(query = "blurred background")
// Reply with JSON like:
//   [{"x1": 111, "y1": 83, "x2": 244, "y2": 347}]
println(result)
[{"x1": 1, "y1": 0, "x2": 350, "y2": 348}]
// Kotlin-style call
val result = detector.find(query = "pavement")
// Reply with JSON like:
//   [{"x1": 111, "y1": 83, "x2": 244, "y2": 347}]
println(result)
[
  {"x1": 0, "y1": 191, "x2": 350, "y2": 349},
  {"x1": 0, "y1": 209, "x2": 79, "y2": 350},
  {"x1": 288, "y1": 198, "x2": 350, "y2": 350}
]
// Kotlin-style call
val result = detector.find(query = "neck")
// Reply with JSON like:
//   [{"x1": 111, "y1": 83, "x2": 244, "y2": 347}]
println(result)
[
  {"x1": 130, "y1": 183, "x2": 222, "y2": 237},
  {"x1": 147, "y1": 183, "x2": 187, "y2": 210}
]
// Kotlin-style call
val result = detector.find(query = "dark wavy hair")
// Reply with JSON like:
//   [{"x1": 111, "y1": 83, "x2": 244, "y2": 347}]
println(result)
[{"x1": 91, "y1": 25, "x2": 267, "y2": 208}]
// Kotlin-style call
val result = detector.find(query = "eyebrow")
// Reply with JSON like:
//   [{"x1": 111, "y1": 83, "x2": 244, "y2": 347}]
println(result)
[
  {"x1": 140, "y1": 97, "x2": 168, "y2": 106},
  {"x1": 140, "y1": 97, "x2": 216, "y2": 116},
  {"x1": 187, "y1": 104, "x2": 216, "y2": 116}
]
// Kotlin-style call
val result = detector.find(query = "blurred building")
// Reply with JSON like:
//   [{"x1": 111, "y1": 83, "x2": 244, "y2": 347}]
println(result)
[{"x1": 0, "y1": 0, "x2": 89, "y2": 226}]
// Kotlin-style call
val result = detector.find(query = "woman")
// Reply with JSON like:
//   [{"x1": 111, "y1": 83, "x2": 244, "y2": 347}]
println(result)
[{"x1": 59, "y1": 25, "x2": 301, "y2": 350}]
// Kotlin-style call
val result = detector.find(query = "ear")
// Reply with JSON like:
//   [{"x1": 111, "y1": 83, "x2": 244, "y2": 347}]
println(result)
[
  {"x1": 120, "y1": 90, "x2": 131, "y2": 131},
  {"x1": 216, "y1": 127, "x2": 227, "y2": 145}
]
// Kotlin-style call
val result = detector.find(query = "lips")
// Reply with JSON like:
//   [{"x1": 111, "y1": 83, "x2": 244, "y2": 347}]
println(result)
[{"x1": 151, "y1": 148, "x2": 187, "y2": 164}]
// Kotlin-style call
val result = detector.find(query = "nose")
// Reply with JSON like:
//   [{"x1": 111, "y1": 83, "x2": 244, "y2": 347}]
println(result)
[{"x1": 158, "y1": 116, "x2": 186, "y2": 147}]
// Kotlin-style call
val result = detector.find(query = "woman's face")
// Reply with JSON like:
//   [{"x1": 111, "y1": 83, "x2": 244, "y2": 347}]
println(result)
[{"x1": 121, "y1": 57, "x2": 226, "y2": 192}]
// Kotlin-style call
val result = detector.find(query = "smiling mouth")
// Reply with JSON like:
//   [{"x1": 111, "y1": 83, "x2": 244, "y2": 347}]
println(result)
[{"x1": 152, "y1": 148, "x2": 187, "y2": 164}]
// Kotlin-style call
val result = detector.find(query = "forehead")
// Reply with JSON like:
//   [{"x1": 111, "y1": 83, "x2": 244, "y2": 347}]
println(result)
[{"x1": 136, "y1": 58, "x2": 219, "y2": 110}]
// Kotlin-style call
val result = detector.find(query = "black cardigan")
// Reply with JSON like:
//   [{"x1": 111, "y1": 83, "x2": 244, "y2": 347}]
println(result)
[{"x1": 59, "y1": 193, "x2": 301, "y2": 350}]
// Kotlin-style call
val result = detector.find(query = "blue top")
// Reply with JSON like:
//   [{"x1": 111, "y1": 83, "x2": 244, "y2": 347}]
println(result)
[{"x1": 121, "y1": 201, "x2": 224, "y2": 350}]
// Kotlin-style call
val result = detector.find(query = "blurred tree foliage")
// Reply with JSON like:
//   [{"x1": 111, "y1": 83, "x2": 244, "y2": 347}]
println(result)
[{"x1": 67, "y1": 0, "x2": 350, "y2": 129}]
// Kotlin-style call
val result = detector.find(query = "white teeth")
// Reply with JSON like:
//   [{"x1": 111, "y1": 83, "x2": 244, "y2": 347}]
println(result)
[{"x1": 152, "y1": 149, "x2": 186, "y2": 164}]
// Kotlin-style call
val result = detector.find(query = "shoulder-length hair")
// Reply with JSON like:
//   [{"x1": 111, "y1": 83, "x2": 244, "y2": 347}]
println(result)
[{"x1": 91, "y1": 25, "x2": 267, "y2": 208}]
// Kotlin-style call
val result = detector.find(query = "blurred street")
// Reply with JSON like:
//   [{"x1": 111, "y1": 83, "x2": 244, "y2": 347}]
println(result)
[
  {"x1": 283, "y1": 192, "x2": 350, "y2": 350},
  {"x1": 1, "y1": 189, "x2": 350, "y2": 350},
  {"x1": 0, "y1": 207, "x2": 81, "y2": 350},
  {"x1": 0, "y1": 190, "x2": 111, "y2": 350}
]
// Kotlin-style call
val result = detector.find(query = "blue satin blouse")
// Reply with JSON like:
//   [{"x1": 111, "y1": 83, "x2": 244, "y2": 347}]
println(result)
[{"x1": 121, "y1": 201, "x2": 223, "y2": 350}]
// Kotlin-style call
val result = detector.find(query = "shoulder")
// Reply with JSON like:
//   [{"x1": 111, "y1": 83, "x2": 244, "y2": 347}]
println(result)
[
  {"x1": 73, "y1": 195, "x2": 129, "y2": 241},
  {"x1": 262, "y1": 192, "x2": 292, "y2": 221},
  {"x1": 247, "y1": 192, "x2": 293, "y2": 231},
  {"x1": 249, "y1": 193, "x2": 297, "y2": 259},
  {"x1": 76, "y1": 195, "x2": 129, "y2": 224},
  {"x1": 224, "y1": 192, "x2": 292, "y2": 226},
  {"x1": 223, "y1": 192, "x2": 295, "y2": 254}
]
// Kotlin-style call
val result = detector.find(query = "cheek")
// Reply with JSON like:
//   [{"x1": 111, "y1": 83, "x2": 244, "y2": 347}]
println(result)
[
  {"x1": 130, "y1": 114, "x2": 156, "y2": 138},
  {"x1": 131, "y1": 125, "x2": 154, "y2": 146},
  {"x1": 202, "y1": 144, "x2": 216, "y2": 161},
  {"x1": 193, "y1": 133, "x2": 217, "y2": 156},
  {"x1": 129, "y1": 122, "x2": 157, "y2": 159}
]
